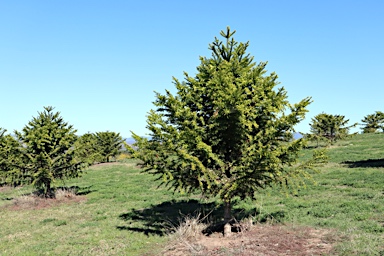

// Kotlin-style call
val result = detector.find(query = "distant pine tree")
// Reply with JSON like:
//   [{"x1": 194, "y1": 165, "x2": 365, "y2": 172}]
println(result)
[
  {"x1": 74, "y1": 133, "x2": 103, "y2": 165},
  {"x1": 308, "y1": 113, "x2": 357, "y2": 144},
  {"x1": 361, "y1": 111, "x2": 384, "y2": 133},
  {"x1": 94, "y1": 131, "x2": 123, "y2": 162}
]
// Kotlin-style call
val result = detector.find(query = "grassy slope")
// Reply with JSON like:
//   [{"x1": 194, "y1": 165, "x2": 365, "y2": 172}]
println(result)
[{"x1": 0, "y1": 133, "x2": 383, "y2": 255}]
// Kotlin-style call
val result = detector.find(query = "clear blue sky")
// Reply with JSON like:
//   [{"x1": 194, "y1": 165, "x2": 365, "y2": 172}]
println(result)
[{"x1": 1, "y1": 1, "x2": 383, "y2": 138}]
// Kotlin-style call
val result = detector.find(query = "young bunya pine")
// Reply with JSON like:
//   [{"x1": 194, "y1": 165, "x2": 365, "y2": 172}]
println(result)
[
  {"x1": 131, "y1": 27, "x2": 324, "y2": 232},
  {"x1": 74, "y1": 133, "x2": 102, "y2": 165},
  {"x1": 361, "y1": 111, "x2": 384, "y2": 133},
  {"x1": 94, "y1": 131, "x2": 123, "y2": 163},
  {"x1": 308, "y1": 113, "x2": 357, "y2": 145},
  {"x1": 15, "y1": 106, "x2": 86, "y2": 197}
]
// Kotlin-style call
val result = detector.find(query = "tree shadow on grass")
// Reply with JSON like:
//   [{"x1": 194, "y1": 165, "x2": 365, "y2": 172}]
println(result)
[
  {"x1": 342, "y1": 159, "x2": 384, "y2": 168},
  {"x1": 59, "y1": 185, "x2": 95, "y2": 196},
  {"x1": 117, "y1": 199, "x2": 258, "y2": 236}
]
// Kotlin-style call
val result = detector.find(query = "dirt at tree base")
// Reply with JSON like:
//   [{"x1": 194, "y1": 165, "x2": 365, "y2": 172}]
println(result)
[
  {"x1": 162, "y1": 224, "x2": 336, "y2": 256},
  {"x1": 4, "y1": 194, "x2": 87, "y2": 211}
]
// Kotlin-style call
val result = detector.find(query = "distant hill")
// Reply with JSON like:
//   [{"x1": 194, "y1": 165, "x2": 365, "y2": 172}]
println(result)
[
  {"x1": 293, "y1": 132, "x2": 304, "y2": 140},
  {"x1": 125, "y1": 137, "x2": 136, "y2": 145},
  {"x1": 124, "y1": 136, "x2": 152, "y2": 145}
]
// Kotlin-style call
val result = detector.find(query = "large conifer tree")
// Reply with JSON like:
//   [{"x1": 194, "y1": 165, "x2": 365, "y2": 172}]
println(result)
[{"x1": 131, "y1": 28, "x2": 320, "y2": 229}]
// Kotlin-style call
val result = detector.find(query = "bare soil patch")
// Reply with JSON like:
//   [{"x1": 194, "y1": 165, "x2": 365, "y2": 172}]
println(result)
[
  {"x1": 90, "y1": 161, "x2": 137, "y2": 169},
  {"x1": 4, "y1": 194, "x2": 87, "y2": 211},
  {"x1": 162, "y1": 224, "x2": 337, "y2": 256},
  {"x1": 92, "y1": 162, "x2": 117, "y2": 167},
  {"x1": 0, "y1": 186, "x2": 13, "y2": 192}
]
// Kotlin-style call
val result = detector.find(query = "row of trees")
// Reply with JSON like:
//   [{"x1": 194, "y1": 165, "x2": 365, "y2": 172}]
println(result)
[
  {"x1": 305, "y1": 111, "x2": 384, "y2": 146},
  {"x1": 0, "y1": 106, "x2": 123, "y2": 197}
]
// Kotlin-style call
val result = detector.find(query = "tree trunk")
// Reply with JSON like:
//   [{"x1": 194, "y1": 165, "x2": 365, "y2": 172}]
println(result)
[
  {"x1": 223, "y1": 200, "x2": 232, "y2": 237},
  {"x1": 45, "y1": 181, "x2": 52, "y2": 198}
]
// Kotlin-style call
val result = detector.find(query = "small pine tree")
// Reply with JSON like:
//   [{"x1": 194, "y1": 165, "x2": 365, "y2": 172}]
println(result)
[
  {"x1": 130, "y1": 27, "x2": 325, "y2": 230},
  {"x1": 94, "y1": 131, "x2": 123, "y2": 162},
  {"x1": 361, "y1": 111, "x2": 384, "y2": 133},
  {"x1": 308, "y1": 113, "x2": 357, "y2": 144},
  {"x1": 15, "y1": 107, "x2": 86, "y2": 197},
  {"x1": 74, "y1": 133, "x2": 103, "y2": 165}
]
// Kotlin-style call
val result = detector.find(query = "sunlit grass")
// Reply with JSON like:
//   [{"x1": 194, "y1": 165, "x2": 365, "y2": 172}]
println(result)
[
  {"x1": 1, "y1": 135, "x2": 384, "y2": 255},
  {"x1": 241, "y1": 133, "x2": 384, "y2": 255},
  {"x1": 0, "y1": 160, "x2": 181, "y2": 255}
]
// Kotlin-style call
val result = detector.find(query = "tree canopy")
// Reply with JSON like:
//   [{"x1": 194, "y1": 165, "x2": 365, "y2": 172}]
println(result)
[{"x1": 130, "y1": 27, "x2": 324, "y2": 229}]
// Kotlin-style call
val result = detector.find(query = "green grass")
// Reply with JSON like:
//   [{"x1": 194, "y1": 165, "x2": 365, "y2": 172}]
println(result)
[
  {"x1": 243, "y1": 133, "x2": 384, "y2": 255},
  {"x1": 1, "y1": 134, "x2": 384, "y2": 255},
  {"x1": 0, "y1": 160, "x2": 190, "y2": 255}
]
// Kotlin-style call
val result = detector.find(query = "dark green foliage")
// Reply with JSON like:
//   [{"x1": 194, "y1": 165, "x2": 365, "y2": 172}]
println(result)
[
  {"x1": 0, "y1": 128, "x2": 25, "y2": 186},
  {"x1": 308, "y1": 113, "x2": 357, "y2": 145},
  {"x1": 94, "y1": 131, "x2": 123, "y2": 162},
  {"x1": 74, "y1": 133, "x2": 103, "y2": 165},
  {"x1": 14, "y1": 106, "x2": 86, "y2": 197},
  {"x1": 74, "y1": 131, "x2": 123, "y2": 164},
  {"x1": 131, "y1": 27, "x2": 323, "y2": 223},
  {"x1": 361, "y1": 111, "x2": 384, "y2": 133}
]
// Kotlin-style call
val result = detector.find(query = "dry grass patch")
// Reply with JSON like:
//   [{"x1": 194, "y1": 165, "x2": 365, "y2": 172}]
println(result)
[
  {"x1": 163, "y1": 214, "x2": 209, "y2": 255},
  {"x1": 12, "y1": 195, "x2": 39, "y2": 208},
  {"x1": 0, "y1": 186, "x2": 13, "y2": 192},
  {"x1": 55, "y1": 188, "x2": 77, "y2": 200},
  {"x1": 7, "y1": 191, "x2": 86, "y2": 211},
  {"x1": 90, "y1": 161, "x2": 137, "y2": 170},
  {"x1": 162, "y1": 221, "x2": 338, "y2": 256}
]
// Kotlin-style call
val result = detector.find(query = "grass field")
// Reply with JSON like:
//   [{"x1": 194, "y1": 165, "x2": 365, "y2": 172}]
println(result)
[{"x1": 0, "y1": 133, "x2": 383, "y2": 255}]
